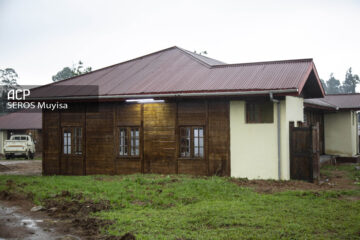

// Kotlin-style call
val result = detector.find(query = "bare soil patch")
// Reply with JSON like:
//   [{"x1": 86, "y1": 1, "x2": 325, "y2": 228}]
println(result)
[
  {"x1": 0, "y1": 184, "x2": 133, "y2": 240},
  {"x1": 231, "y1": 165, "x2": 359, "y2": 194},
  {"x1": 0, "y1": 160, "x2": 42, "y2": 175}
]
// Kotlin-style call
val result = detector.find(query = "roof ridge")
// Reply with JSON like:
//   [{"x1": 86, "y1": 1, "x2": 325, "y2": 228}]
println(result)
[
  {"x1": 30, "y1": 46, "x2": 179, "y2": 91},
  {"x1": 174, "y1": 47, "x2": 213, "y2": 68},
  {"x1": 325, "y1": 93, "x2": 360, "y2": 96},
  {"x1": 212, "y1": 58, "x2": 313, "y2": 68},
  {"x1": 176, "y1": 47, "x2": 225, "y2": 65}
]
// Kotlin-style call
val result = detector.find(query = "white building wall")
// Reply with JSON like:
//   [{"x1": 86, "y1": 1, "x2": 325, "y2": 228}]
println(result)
[
  {"x1": 230, "y1": 96, "x2": 304, "y2": 180},
  {"x1": 324, "y1": 111, "x2": 358, "y2": 157},
  {"x1": 0, "y1": 130, "x2": 7, "y2": 155}
]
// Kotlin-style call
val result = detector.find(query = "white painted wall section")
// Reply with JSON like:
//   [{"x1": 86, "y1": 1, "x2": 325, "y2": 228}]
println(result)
[{"x1": 230, "y1": 96, "x2": 304, "y2": 180}]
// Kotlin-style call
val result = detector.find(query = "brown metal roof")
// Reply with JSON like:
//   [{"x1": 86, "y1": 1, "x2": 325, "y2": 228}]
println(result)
[
  {"x1": 304, "y1": 94, "x2": 360, "y2": 110},
  {"x1": 0, "y1": 111, "x2": 42, "y2": 130},
  {"x1": 30, "y1": 46, "x2": 324, "y2": 99}
]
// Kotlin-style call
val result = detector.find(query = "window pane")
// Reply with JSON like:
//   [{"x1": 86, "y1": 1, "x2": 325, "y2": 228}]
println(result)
[
  {"x1": 199, "y1": 137, "x2": 204, "y2": 147},
  {"x1": 193, "y1": 127, "x2": 204, "y2": 158},
  {"x1": 74, "y1": 127, "x2": 82, "y2": 154},
  {"x1": 63, "y1": 131, "x2": 71, "y2": 154},
  {"x1": 180, "y1": 127, "x2": 191, "y2": 157},
  {"x1": 246, "y1": 102, "x2": 273, "y2": 123},
  {"x1": 130, "y1": 128, "x2": 140, "y2": 156},
  {"x1": 119, "y1": 128, "x2": 128, "y2": 156},
  {"x1": 199, "y1": 128, "x2": 203, "y2": 137}
]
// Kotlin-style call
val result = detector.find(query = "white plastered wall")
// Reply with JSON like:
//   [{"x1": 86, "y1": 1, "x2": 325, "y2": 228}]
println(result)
[
  {"x1": 324, "y1": 110, "x2": 358, "y2": 157},
  {"x1": 0, "y1": 130, "x2": 7, "y2": 155},
  {"x1": 230, "y1": 96, "x2": 304, "y2": 180}
]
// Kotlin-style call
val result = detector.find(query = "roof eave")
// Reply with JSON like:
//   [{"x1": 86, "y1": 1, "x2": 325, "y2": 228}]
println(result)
[{"x1": 29, "y1": 89, "x2": 299, "y2": 101}]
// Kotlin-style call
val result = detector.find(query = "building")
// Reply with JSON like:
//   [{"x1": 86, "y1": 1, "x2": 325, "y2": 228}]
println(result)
[
  {"x1": 304, "y1": 94, "x2": 360, "y2": 157},
  {"x1": 31, "y1": 46, "x2": 326, "y2": 179},
  {"x1": 0, "y1": 111, "x2": 42, "y2": 155}
]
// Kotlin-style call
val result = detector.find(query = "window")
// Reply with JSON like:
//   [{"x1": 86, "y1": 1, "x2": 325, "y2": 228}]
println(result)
[
  {"x1": 74, "y1": 128, "x2": 82, "y2": 154},
  {"x1": 63, "y1": 129, "x2": 71, "y2": 154},
  {"x1": 246, "y1": 101, "x2": 273, "y2": 123},
  {"x1": 63, "y1": 127, "x2": 82, "y2": 155},
  {"x1": 118, "y1": 127, "x2": 140, "y2": 157},
  {"x1": 180, "y1": 126, "x2": 204, "y2": 158}
]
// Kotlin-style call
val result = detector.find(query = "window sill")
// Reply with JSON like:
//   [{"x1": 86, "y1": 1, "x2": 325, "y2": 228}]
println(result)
[
  {"x1": 178, "y1": 157, "x2": 205, "y2": 160},
  {"x1": 116, "y1": 156, "x2": 141, "y2": 159}
]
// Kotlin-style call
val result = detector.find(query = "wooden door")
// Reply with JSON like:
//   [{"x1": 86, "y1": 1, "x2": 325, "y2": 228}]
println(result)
[{"x1": 289, "y1": 122, "x2": 320, "y2": 182}]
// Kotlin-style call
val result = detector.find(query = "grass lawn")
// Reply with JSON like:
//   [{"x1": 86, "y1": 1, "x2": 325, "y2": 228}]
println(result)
[{"x1": 0, "y1": 169, "x2": 360, "y2": 239}]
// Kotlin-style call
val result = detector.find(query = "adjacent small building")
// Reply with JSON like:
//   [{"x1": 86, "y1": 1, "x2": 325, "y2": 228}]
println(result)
[
  {"x1": 0, "y1": 111, "x2": 42, "y2": 155},
  {"x1": 304, "y1": 94, "x2": 360, "y2": 157}
]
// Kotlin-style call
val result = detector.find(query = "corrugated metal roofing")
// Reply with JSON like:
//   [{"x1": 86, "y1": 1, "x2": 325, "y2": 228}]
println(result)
[
  {"x1": 0, "y1": 111, "x2": 42, "y2": 130},
  {"x1": 31, "y1": 46, "x2": 323, "y2": 99},
  {"x1": 304, "y1": 94, "x2": 360, "y2": 110}
]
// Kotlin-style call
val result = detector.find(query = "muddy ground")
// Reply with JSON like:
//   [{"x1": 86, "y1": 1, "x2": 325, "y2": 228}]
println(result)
[
  {"x1": 232, "y1": 165, "x2": 359, "y2": 194},
  {"x1": 0, "y1": 161, "x2": 358, "y2": 239},
  {"x1": 0, "y1": 199, "x2": 82, "y2": 240},
  {"x1": 0, "y1": 160, "x2": 42, "y2": 175},
  {"x1": 0, "y1": 183, "x2": 134, "y2": 240}
]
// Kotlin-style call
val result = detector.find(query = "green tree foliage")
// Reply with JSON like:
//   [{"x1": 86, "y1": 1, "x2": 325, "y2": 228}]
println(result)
[
  {"x1": 342, "y1": 68, "x2": 359, "y2": 94},
  {"x1": 325, "y1": 73, "x2": 342, "y2": 94},
  {"x1": 52, "y1": 61, "x2": 92, "y2": 82},
  {"x1": 0, "y1": 68, "x2": 19, "y2": 113},
  {"x1": 320, "y1": 79, "x2": 327, "y2": 93},
  {"x1": 193, "y1": 50, "x2": 208, "y2": 55}
]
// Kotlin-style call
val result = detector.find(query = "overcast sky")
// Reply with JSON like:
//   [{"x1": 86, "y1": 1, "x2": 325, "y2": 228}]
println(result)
[{"x1": 0, "y1": 0, "x2": 359, "y2": 91}]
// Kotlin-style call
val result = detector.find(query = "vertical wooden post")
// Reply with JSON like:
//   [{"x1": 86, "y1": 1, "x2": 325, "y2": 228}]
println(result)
[
  {"x1": 205, "y1": 100, "x2": 210, "y2": 176},
  {"x1": 83, "y1": 104, "x2": 87, "y2": 175},
  {"x1": 41, "y1": 110, "x2": 45, "y2": 175},
  {"x1": 141, "y1": 104, "x2": 144, "y2": 174}
]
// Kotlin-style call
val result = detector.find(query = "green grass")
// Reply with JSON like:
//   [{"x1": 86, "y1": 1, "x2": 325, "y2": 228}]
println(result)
[
  {"x1": 321, "y1": 164, "x2": 360, "y2": 182},
  {"x1": 0, "y1": 173, "x2": 359, "y2": 239}
]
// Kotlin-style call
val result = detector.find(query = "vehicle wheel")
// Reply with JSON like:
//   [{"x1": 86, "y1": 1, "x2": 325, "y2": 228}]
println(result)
[
  {"x1": 30, "y1": 152, "x2": 34, "y2": 159},
  {"x1": 5, "y1": 154, "x2": 10, "y2": 160},
  {"x1": 25, "y1": 151, "x2": 30, "y2": 160}
]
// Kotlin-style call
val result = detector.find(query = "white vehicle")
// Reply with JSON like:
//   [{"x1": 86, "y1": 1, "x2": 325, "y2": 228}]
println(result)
[{"x1": 4, "y1": 135, "x2": 36, "y2": 160}]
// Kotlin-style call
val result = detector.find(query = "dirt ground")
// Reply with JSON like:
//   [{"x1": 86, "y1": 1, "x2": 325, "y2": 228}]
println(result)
[
  {"x1": 0, "y1": 199, "x2": 82, "y2": 240},
  {"x1": 0, "y1": 162, "x2": 358, "y2": 239},
  {"x1": 0, "y1": 160, "x2": 42, "y2": 175},
  {"x1": 231, "y1": 164, "x2": 360, "y2": 194}
]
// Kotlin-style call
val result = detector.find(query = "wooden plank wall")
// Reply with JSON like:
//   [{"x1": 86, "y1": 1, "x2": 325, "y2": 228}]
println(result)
[
  {"x1": 42, "y1": 111, "x2": 60, "y2": 175},
  {"x1": 86, "y1": 103, "x2": 115, "y2": 175},
  {"x1": 60, "y1": 108, "x2": 86, "y2": 175},
  {"x1": 42, "y1": 100, "x2": 230, "y2": 176},
  {"x1": 177, "y1": 101, "x2": 208, "y2": 175},
  {"x1": 144, "y1": 103, "x2": 177, "y2": 174},
  {"x1": 115, "y1": 103, "x2": 142, "y2": 174}
]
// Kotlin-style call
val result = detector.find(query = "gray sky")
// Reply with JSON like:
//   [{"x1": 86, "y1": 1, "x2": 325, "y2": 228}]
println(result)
[{"x1": 0, "y1": 0, "x2": 359, "y2": 91}]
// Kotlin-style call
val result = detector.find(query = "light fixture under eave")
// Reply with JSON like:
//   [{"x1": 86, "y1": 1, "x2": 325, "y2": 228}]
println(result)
[{"x1": 125, "y1": 98, "x2": 164, "y2": 103}]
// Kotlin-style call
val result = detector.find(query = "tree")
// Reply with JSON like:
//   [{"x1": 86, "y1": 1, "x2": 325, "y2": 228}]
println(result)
[
  {"x1": 342, "y1": 67, "x2": 359, "y2": 94},
  {"x1": 52, "y1": 61, "x2": 92, "y2": 82},
  {"x1": 193, "y1": 50, "x2": 208, "y2": 55},
  {"x1": 320, "y1": 79, "x2": 328, "y2": 93},
  {"x1": 0, "y1": 68, "x2": 20, "y2": 113},
  {"x1": 326, "y1": 73, "x2": 342, "y2": 94}
]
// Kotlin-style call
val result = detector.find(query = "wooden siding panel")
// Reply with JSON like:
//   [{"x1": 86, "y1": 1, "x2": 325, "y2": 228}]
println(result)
[
  {"x1": 178, "y1": 101, "x2": 206, "y2": 126},
  {"x1": 116, "y1": 103, "x2": 141, "y2": 126},
  {"x1": 86, "y1": 103, "x2": 115, "y2": 175},
  {"x1": 43, "y1": 111, "x2": 60, "y2": 175},
  {"x1": 144, "y1": 103, "x2": 176, "y2": 174},
  {"x1": 43, "y1": 100, "x2": 231, "y2": 176},
  {"x1": 208, "y1": 101, "x2": 230, "y2": 176}
]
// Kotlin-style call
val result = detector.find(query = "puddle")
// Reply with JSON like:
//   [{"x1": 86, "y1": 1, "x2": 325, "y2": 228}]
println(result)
[
  {"x1": 0, "y1": 201, "x2": 81, "y2": 240},
  {"x1": 21, "y1": 219, "x2": 43, "y2": 229}
]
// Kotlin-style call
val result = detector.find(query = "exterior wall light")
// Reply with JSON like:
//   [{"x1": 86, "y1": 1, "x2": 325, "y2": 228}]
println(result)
[{"x1": 125, "y1": 99, "x2": 164, "y2": 103}]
